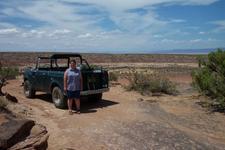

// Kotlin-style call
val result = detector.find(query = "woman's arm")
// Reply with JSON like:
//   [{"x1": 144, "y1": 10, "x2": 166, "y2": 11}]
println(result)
[
  {"x1": 80, "y1": 72, "x2": 83, "y2": 91},
  {"x1": 64, "y1": 70, "x2": 68, "y2": 92}
]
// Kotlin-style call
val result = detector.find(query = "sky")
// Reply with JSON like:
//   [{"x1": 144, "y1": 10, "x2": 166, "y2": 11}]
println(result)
[{"x1": 0, "y1": 0, "x2": 225, "y2": 53}]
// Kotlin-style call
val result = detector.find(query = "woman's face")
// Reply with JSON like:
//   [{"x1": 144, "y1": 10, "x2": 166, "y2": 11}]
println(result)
[{"x1": 70, "y1": 62, "x2": 76, "y2": 69}]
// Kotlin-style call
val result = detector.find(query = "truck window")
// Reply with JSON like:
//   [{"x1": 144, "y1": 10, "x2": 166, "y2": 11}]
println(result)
[
  {"x1": 51, "y1": 58, "x2": 68, "y2": 71},
  {"x1": 38, "y1": 58, "x2": 51, "y2": 70}
]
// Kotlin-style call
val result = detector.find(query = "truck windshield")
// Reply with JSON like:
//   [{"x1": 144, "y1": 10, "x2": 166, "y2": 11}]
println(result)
[
  {"x1": 37, "y1": 58, "x2": 51, "y2": 70},
  {"x1": 52, "y1": 57, "x2": 82, "y2": 68},
  {"x1": 52, "y1": 58, "x2": 68, "y2": 68},
  {"x1": 37, "y1": 56, "x2": 83, "y2": 71}
]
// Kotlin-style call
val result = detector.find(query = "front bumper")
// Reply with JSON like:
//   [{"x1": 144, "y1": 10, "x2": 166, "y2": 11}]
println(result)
[{"x1": 80, "y1": 88, "x2": 109, "y2": 96}]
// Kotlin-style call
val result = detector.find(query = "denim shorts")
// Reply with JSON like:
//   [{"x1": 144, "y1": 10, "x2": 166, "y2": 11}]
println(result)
[{"x1": 67, "y1": 90, "x2": 80, "y2": 99}]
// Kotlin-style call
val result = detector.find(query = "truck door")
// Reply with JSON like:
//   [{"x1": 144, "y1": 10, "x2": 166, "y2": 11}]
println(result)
[
  {"x1": 34, "y1": 70, "x2": 49, "y2": 91},
  {"x1": 34, "y1": 58, "x2": 51, "y2": 91}
]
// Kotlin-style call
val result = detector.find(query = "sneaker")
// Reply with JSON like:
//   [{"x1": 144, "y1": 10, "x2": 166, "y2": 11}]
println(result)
[
  {"x1": 69, "y1": 110, "x2": 73, "y2": 115},
  {"x1": 76, "y1": 109, "x2": 81, "y2": 114}
]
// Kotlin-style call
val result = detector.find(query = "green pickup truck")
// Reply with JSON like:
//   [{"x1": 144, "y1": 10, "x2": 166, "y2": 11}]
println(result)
[{"x1": 23, "y1": 53, "x2": 109, "y2": 108}]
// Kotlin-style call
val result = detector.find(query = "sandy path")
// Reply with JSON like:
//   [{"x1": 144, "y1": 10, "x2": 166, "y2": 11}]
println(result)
[{"x1": 3, "y1": 77, "x2": 225, "y2": 150}]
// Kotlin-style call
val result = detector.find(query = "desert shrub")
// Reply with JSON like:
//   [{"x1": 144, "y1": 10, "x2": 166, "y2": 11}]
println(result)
[
  {"x1": 125, "y1": 72, "x2": 177, "y2": 95},
  {"x1": 0, "y1": 96, "x2": 8, "y2": 109},
  {"x1": 192, "y1": 49, "x2": 225, "y2": 110},
  {"x1": 197, "y1": 55, "x2": 207, "y2": 68},
  {"x1": 0, "y1": 67, "x2": 19, "y2": 79},
  {"x1": 109, "y1": 72, "x2": 118, "y2": 81}
]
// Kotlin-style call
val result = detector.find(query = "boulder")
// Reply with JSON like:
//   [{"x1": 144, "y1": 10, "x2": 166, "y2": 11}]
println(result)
[
  {"x1": 0, "y1": 115, "x2": 35, "y2": 149},
  {"x1": 9, "y1": 124, "x2": 49, "y2": 150},
  {"x1": 0, "y1": 79, "x2": 6, "y2": 96},
  {"x1": 5, "y1": 93, "x2": 18, "y2": 103},
  {"x1": 0, "y1": 113, "x2": 49, "y2": 150}
]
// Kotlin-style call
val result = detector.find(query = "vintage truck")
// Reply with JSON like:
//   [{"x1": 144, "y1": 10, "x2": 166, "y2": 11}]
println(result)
[{"x1": 23, "y1": 53, "x2": 109, "y2": 108}]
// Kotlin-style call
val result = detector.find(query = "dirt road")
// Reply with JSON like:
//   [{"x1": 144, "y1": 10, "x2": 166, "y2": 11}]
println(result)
[{"x1": 4, "y1": 77, "x2": 225, "y2": 150}]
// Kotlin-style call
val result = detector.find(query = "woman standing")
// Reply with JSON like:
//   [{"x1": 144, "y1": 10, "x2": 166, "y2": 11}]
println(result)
[{"x1": 64, "y1": 59, "x2": 83, "y2": 115}]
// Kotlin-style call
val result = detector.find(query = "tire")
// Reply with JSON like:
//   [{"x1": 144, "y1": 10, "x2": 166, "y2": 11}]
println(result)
[
  {"x1": 89, "y1": 93, "x2": 102, "y2": 102},
  {"x1": 24, "y1": 80, "x2": 35, "y2": 98},
  {"x1": 52, "y1": 86, "x2": 67, "y2": 109}
]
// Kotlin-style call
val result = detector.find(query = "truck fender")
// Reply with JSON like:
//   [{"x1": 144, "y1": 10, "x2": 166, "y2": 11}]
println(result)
[{"x1": 49, "y1": 81, "x2": 62, "y2": 93}]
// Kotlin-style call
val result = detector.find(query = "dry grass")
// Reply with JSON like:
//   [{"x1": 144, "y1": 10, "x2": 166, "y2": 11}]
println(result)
[
  {"x1": 0, "y1": 67, "x2": 19, "y2": 79},
  {"x1": 109, "y1": 72, "x2": 119, "y2": 81},
  {"x1": 124, "y1": 72, "x2": 178, "y2": 96}
]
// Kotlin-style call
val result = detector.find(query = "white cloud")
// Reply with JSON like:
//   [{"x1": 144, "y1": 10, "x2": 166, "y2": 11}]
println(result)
[
  {"x1": 53, "y1": 29, "x2": 71, "y2": 34},
  {"x1": 2, "y1": 8, "x2": 17, "y2": 16},
  {"x1": 207, "y1": 38, "x2": 219, "y2": 42},
  {"x1": 155, "y1": 37, "x2": 221, "y2": 50},
  {"x1": 161, "y1": 38, "x2": 174, "y2": 43},
  {"x1": 17, "y1": 1, "x2": 99, "y2": 33},
  {"x1": 21, "y1": 29, "x2": 46, "y2": 38},
  {"x1": 212, "y1": 20, "x2": 225, "y2": 25},
  {"x1": 110, "y1": 10, "x2": 167, "y2": 33},
  {"x1": 0, "y1": 28, "x2": 19, "y2": 34},
  {"x1": 190, "y1": 39, "x2": 202, "y2": 43},
  {"x1": 160, "y1": 38, "x2": 217, "y2": 45},
  {"x1": 199, "y1": 31, "x2": 205, "y2": 34},
  {"x1": 30, "y1": 30, "x2": 45, "y2": 34},
  {"x1": 20, "y1": 29, "x2": 72, "y2": 38},
  {"x1": 77, "y1": 33, "x2": 92, "y2": 38},
  {"x1": 211, "y1": 20, "x2": 225, "y2": 32},
  {"x1": 170, "y1": 19, "x2": 186, "y2": 23},
  {"x1": 0, "y1": 0, "x2": 223, "y2": 52},
  {"x1": 153, "y1": 34, "x2": 164, "y2": 38},
  {"x1": 181, "y1": 0, "x2": 219, "y2": 5},
  {"x1": 0, "y1": 22, "x2": 17, "y2": 29},
  {"x1": 62, "y1": 0, "x2": 219, "y2": 11},
  {"x1": 15, "y1": 0, "x2": 218, "y2": 34},
  {"x1": 48, "y1": 29, "x2": 71, "y2": 37}
]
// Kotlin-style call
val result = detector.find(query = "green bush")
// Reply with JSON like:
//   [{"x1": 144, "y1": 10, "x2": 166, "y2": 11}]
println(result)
[
  {"x1": 192, "y1": 49, "x2": 225, "y2": 110},
  {"x1": 109, "y1": 72, "x2": 118, "y2": 81},
  {"x1": 0, "y1": 67, "x2": 19, "y2": 79},
  {"x1": 125, "y1": 72, "x2": 177, "y2": 95}
]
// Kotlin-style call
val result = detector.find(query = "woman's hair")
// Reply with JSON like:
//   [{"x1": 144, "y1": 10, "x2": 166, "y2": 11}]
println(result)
[{"x1": 70, "y1": 59, "x2": 76, "y2": 64}]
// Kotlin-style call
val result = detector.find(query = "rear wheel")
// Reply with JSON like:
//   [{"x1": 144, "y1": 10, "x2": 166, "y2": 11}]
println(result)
[
  {"x1": 52, "y1": 87, "x2": 67, "y2": 109},
  {"x1": 24, "y1": 80, "x2": 35, "y2": 98}
]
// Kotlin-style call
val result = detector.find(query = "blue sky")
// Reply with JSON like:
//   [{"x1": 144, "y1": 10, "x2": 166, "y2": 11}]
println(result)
[{"x1": 0, "y1": 0, "x2": 224, "y2": 53}]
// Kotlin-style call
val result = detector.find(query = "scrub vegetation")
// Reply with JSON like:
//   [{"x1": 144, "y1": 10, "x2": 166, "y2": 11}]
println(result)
[{"x1": 192, "y1": 49, "x2": 225, "y2": 111}]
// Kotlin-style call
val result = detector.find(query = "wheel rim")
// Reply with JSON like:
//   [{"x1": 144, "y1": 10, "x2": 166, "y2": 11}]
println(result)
[
  {"x1": 24, "y1": 82, "x2": 30, "y2": 96},
  {"x1": 53, "y1": 89, "x2": 61, "y2": 104}
]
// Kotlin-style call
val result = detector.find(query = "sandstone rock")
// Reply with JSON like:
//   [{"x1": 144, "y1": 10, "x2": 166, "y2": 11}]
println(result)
[
  {"x1": 9, "y1": 124, "x2": 49, "y2": 150},
  {"x1": 0, "y1": 79, "x2": 6, "y2": 96},
  {"x1": 5, "y1": 93, "x2": 18, "y2": 103},
  {"x1": 0, "y1": 112, "x2": 49, "y2": 150},
  {"x1": 33, "y1": 134, "x2": 49, "y2": 150},
  {"x1": 0, "y1": 115, "x2": 35, "y2": 149},
  {"x1": 137, "y1": 98, "x2": 144, "y2": 102},
  {"x1": 152, "y1": 92, "x2": 162, "y2": 96}
]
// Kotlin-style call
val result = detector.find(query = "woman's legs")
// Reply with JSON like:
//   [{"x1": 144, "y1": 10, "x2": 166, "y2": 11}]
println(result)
[
  {"x1": 67, "y1": 98, "x2": 73, "y2": 114},
  {"x1": 74, "y1": 90, "x2": 81, "y2": 113},
  {"x1": 75, "y1": 99, "x2": 80, "y2": 113}
]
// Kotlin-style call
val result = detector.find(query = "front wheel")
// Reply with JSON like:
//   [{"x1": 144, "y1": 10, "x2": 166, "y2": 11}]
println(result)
[
  {"x1": 52, "y1": 87, "x2": 67, "y2": 109},
  {"x1": 24, "y1": 80, "x2": 35, "y2": 98}
]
